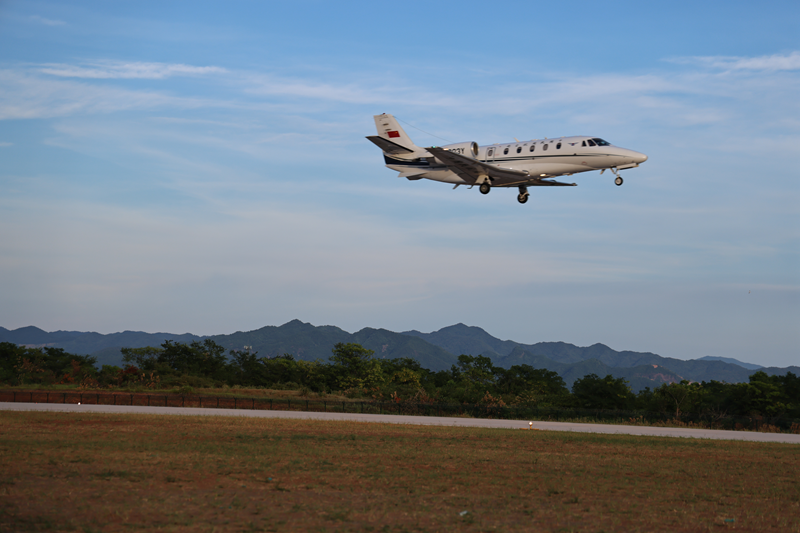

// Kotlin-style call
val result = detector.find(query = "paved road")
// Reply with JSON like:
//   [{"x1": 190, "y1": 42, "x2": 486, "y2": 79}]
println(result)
[{"x1": 3, "y1": 402, "x2": 799, "y2": 444}]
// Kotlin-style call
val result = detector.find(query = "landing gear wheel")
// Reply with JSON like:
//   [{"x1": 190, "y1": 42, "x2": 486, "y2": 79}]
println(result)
[
  {"x1": 517, "y1": 193, "x2": 529, "y2": 204},
  {"x1": 479, "y1": 182, "x2": 491, "y2": 195},
  {"x1": 615, "y1": 176, "x2": 623, "y2": 186}
]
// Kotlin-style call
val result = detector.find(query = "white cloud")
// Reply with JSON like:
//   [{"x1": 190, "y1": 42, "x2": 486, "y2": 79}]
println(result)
[
  {"x1": 39, "y1": 60, "x2": 227, "y2": 79},
  {"x1": 669, "y1": 51, "x2": 800, "y2": 72},
  {"x1": 0, "y1": 142, "x2": 12, "y2": 147},
  {"x1": 2, "y1": 52, "x2": 796, "y2": 134},
  {"x1": 242, "y1": 72, "x2": 454, "y2": 107},
  {"x1": 0, "y1": 69, "x2": 216, "y2": 120},
  {"x1": 29, "y1": 15, "x2": 65, "y2": 26}
]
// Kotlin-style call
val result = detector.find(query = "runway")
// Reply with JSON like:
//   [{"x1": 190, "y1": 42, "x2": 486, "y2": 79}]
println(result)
[{"x1": 3, "y1": 402, "x2": 798, "y2": 444}]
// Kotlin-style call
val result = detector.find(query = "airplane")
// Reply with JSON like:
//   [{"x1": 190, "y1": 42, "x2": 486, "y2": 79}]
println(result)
[{"x1": 366, "y1": 113, "x2": 648, "y2": 204}]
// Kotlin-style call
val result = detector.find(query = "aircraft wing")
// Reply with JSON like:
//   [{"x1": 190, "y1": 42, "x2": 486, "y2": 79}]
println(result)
[
  {"x1": 427, "y1": 146, "x2": 576, "y2": 187},
  {"x1": 366, "y1": 135, "x2": 415, "y2": 155},
  {"x1": 510, "y1": 178, "x2": 577, "y2": 187},
  {"x1": 426, "y1": 146, "x2": 528, "y2": 183}
]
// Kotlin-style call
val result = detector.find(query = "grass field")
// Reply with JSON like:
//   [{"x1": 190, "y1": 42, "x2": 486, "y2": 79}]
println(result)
[{"x1": 0, "y1": 411, "x2": 798, "y2": 532}]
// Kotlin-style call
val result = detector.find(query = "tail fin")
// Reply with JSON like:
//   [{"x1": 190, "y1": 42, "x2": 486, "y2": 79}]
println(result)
[{"x1": 372, "y1": 113, "x2": 419, "y2": 151}]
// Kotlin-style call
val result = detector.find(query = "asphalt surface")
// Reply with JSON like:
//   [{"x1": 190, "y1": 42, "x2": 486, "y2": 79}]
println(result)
[{"x1": 3, "y1": 402, "x2": 799, "y2": 444}]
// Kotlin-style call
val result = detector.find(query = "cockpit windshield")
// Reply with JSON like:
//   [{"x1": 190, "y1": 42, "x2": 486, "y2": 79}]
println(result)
[{"x1": 592, "y1": 138, "x2": 611, "y2": 146}]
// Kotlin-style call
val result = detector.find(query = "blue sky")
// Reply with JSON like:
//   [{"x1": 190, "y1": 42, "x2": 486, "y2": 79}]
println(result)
[{"x1": 1, "y1": 1, "x2": 798, "y2": 367}]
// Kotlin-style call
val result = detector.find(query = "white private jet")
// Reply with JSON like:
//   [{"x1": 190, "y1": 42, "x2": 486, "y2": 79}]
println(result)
[{"x1": 366, "y1": 114, "x2": 648, "y2": 204}]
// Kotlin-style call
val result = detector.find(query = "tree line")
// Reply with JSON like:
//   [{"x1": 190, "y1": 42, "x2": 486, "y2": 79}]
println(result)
[{"x1": 1, "y1": 340, "x2": 798, "y2": 420}]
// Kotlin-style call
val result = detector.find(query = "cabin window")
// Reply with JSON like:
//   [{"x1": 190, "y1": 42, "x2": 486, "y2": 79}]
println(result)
[
  {"x1": 529, "y1": 145, "x2": 535, "y2": 152},
  {"x1": 592, "y1": 138, "x2": 611, "y2": 146},
  {"x1": 582, "y1": 141, "x2": 586, "y2": 147},
  {"x1": 587, "y1": 139, "x2": 596, "y2": 147},
  {"x1": 556, "y1": 143, "x2": 561, "y2": 149},
  {"x1": 504, "y1": 147, "x2": 509, "y2": 155},
  {"x1": 543, "y1": 144, "x2": 549, "y2": 151},
  {"x1": 516, "y1": 146, "x2": 522, "y2": 154},
  {"x1": 487, "y1": 148, "x2": 494, "y2": 157}
]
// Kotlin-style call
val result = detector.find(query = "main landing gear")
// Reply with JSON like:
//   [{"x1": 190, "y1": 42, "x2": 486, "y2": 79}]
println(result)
[
  {"x1": 517, "y1": 185, "x2": 529, "y2": 204},
  {"x1": 479, "y1": 182, "x2": 491, "y2": 195}
]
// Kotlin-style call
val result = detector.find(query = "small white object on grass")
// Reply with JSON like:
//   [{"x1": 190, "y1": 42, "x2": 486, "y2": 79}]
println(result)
[{"x1": 529, "y1": 421, "x2": 532, "y2": 429}]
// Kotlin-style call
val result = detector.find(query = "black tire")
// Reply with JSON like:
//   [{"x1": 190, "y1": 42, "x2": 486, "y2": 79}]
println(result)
[
  {"x1": 517, "y1": 194, "x2": 528, "y2": 204},
  {"x1": 615, "y1": 176, "x2": 623, "y2": 186},
  {"x1": 479, "y1": 182, "x2": 491, "y2": 195}
]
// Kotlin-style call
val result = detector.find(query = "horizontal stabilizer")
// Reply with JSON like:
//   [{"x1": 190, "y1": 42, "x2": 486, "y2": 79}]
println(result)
[{"x1": 366, "y1": 135, "x2": 415, "y2": 155}]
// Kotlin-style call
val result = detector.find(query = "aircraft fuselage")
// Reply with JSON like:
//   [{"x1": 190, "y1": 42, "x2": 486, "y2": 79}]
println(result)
[
  {"x1": 367, "y1": 114, "x2": 648, "y2": 204},
  {"x1": 384, "y1": 136, "x2": 647, "y2": 185}
]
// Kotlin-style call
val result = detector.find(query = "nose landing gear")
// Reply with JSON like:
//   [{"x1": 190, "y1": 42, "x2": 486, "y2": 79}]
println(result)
[
  {"x1": 611, "y1": 167, "x2": 624, "y2": 186},
  {"x1": 517, "y1": 185, "x2": 529, "y2": 204}
]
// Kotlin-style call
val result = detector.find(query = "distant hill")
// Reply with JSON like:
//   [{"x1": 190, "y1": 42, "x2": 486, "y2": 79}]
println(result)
[
  {"x1": 208, "y1": 321, "x2": 458, "y2": 371},
  {"x1": 348, "y1": 327, "x2": 457, "y2": 371},
  {"x1": 696, "y1": 356, "x2": 763, "y2": 370},
  {"x1": 403, "y1": 323, "x2": 788, "y2": 384},
  {"x1": 495, "y1": 347, "x2": 685, "y2": 391},
  {"x1": 0, "y1": 326, "x2": 85, "y2": 346},
  {"x1": 403, "y1": 323, "x2": 518, "y2": 359},
  {"x1": 0, "y1": 320, "x2": 459, "y2": 372},
  {"x1": 0, "y1": 327, "x2": 203, "y2": 368},
  {"x1": 2, "y1": 321, "x2": 795, "y2": 388},
  {"x1": 208, "y1": 320, "x2": 352, "y2": 361}
]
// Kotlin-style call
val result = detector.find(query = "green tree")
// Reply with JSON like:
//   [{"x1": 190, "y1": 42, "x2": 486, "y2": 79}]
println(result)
[
  {"x1": 0, "y1": 342, "x2": 26, "y2": 383},
  {"x1": 121, "y1": 346, "x2": 163, "y2": 372},
  {"x1": 13, "y1": 349, "x2": 54, "y2": 385},
  {"x1": 772, "y1": 372, "x2": 800, "y2": 418},
  {"x1": 0, "y1": 343, "x2": 97, "y2": 385},
  {"x1": 727, "y1": 371, "x2": 787, "y2": 417},
  {"x1": 229, "y1": 349, "x2": 265, "y2": 386},
  {"x1": 496, "y1": 364, "x2": 568, "y2": 397},
  {"x1": 653, "y1": 381, "x2": 702, "y2": 418},
  {"x1": 572, "y1": 374, "x2": 634, "y2": 410},
  {"x1": 158, "y1": 339, "x2": 230, "y2": 379},
  {"x1": 329, "y1": 343, "x2": 383, "y2": 390}
]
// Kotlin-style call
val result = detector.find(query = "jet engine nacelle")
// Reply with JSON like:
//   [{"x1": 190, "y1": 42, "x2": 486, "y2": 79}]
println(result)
[{"x1": 440, "y1": 141, "x2": 479, "y2": 159}]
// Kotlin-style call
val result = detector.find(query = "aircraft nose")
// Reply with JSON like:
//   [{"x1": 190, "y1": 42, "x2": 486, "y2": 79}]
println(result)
[{"x1": 634, "y1": 151, "x2": 648, "y2": 164}]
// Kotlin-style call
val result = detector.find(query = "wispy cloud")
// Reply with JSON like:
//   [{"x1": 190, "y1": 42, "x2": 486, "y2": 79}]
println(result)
[
  {"x1": 242, "y1": 73, "x2": 454, "y2": 107},
  {"x1": 29, "y1": 15, "x2": 66, "y2": 26},
  {"x1": 39, "y1": 60, "x2": 227, "y2": 79},
  {"x1": 669, "y1": 51, "x2": 800, "y2": 72},
  {"x1": 0, "y1": 142, "x2": 13, "y2": 147},
  {"x1": 4, "y1": 51, "x2": 797, "y2": 131},
  {"x1": 0, "y1": 70, "x2": 217, "y2": 120}
]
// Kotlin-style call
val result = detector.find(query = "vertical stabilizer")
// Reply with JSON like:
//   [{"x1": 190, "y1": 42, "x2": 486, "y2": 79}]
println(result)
[{"x1": 373, "y1": 114, "x2": 419, "y2": 151}]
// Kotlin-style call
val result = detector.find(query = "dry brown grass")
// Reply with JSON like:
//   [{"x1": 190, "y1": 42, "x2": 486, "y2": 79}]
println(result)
[{"x1": 0, "y1": 411, "x2": 798, "y2": 532}]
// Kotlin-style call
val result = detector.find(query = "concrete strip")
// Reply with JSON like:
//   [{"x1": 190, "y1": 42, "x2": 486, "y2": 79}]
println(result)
[{"x1": 2, "y1": 402, "x2": 798, "y2": 444}]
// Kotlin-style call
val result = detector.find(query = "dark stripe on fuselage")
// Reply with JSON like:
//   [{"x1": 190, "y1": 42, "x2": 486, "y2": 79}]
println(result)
[
  {"x1": 384, "y1": 152, "x2": 610, "y2": 170},
  {"x1": 384, "y1": 155, "x2": 429, "y2": 166},
  {"x1": 483, "y1": 153, "x2": 610, "y2": 163}
]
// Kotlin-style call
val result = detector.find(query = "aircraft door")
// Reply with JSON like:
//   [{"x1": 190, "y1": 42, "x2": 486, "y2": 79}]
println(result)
[{"x1": 486, "y1": 146, "x2": 495, "y2": 162}]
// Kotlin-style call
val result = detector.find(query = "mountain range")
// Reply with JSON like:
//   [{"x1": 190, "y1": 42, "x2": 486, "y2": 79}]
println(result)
[{"x1": 2, "y1": 320, "x2": 796, "y2": 391}]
